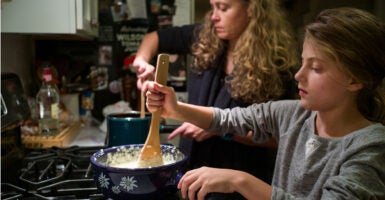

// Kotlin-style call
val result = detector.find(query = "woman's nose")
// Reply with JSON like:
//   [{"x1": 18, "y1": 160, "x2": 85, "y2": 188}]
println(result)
[{"x1": 211, "y1": 11, "x2": 219, "y2": 21}]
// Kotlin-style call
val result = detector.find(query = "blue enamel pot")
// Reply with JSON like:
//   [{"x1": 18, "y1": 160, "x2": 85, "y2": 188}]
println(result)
[
  {"x1": 106, "y1": 112, "x2": 178, "y2": 147},
  {"x1": 90, "y1": 144, "x2": 187, "y2": 200}
]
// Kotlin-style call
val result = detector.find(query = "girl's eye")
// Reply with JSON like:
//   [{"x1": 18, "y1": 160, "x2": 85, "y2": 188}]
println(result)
[
  {"x1": 311, "y1": 65, "x2": 322, "y2": 72},
  {"x1": 302, "y1": 61, "x2": 321, "y2": 72}
]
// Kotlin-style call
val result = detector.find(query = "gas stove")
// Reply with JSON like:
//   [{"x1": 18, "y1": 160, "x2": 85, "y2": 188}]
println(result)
[
  {"x1": 1, "y1": 146, "x2": 105, "y2": 199},
  {"x1": 1, "y1": 146, "x2": 182, "y2": 200}
]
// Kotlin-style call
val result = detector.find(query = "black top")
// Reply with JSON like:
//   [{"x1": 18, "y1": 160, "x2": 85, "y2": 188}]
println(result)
[{"x1": 158, "y1": 24, "x2": 287, "y2": 183}]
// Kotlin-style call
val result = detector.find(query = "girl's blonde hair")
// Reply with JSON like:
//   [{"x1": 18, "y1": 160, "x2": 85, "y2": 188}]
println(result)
[{"x1": 191, "y1": 0, "x2": 299, "y2": 103}]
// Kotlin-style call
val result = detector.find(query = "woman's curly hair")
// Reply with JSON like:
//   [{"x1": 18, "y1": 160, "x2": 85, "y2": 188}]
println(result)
[{"x1": 191, "y1": 0, "x2": 299, "y2": 103}]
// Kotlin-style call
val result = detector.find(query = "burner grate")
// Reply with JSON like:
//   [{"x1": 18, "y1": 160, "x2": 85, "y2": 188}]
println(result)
[
  {"x1": 20, "y1": 157, "x2": 71, "y2": 185},
  {"x1": 1, "y1": 183, "x2": 26, "y2": 200},
  {"x1": 2, "y1": 146, "x2": 106, "y2": 199},
  {"x1": 34, "y1": 179, "x2": 103, "y2": 199}
]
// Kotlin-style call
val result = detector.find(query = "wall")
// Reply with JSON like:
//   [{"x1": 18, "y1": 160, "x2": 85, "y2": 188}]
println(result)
[
  {"x1": 1, "y1": 34, "x2": 36, "y2": 96},
  {"x1": 193, "y1": 0, "x2": 385, "y2": 32},
  {"x1": 194, "y1": 0, "x2": 210, "y2": 23}
]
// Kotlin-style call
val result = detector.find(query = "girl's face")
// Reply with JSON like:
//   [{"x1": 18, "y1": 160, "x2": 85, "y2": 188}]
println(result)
[
  {"x1": 209, "y1": 0, "x2": 250, "y2": 43},
  {"x1": 295, "y1": 39, "x2": 359, "y2": 112}
]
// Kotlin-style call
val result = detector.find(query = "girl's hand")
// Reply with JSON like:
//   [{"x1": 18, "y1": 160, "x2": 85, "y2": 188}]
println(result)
[
  {"x1": 143, "y1": 81, "x2": 178, "y2": 118},
  {"x1": 132, "y1": 57, "x2": 155, "y2": 90},
  {"x1": 178, "y1": 167, "x2": 271, "y2": 200},
  {"x1": 178, "y1": 167, "x2": 239, "y2": 200},
  {"x1": 168, "y1": 122, "x2": 219, "y2": 142}
]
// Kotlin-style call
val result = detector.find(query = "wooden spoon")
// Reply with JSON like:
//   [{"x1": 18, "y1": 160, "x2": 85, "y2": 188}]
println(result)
[
  {"x1": 137, "y1": 54, "x2": 169, "y2": 167},
  {"x1": 140, "y1": 90, "x2": 145, "y2": 118}
]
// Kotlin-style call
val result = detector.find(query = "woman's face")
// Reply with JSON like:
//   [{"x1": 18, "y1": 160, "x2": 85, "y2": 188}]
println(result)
[
  {"x1": 295, "y1": 39, "x2": 357, "y2": 112},
  {"x1": 209, "y1": 0, "x2": 250, "y2": 43}
]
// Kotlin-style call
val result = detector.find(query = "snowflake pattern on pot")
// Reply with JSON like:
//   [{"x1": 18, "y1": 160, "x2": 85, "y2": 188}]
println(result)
[
  {"x1": 98, "y1": 172, "x2": 110, "y2": 188},
  {"x1": 120, "y1": 176, "x2": 138, "y2": 191},
  {"x1": 112, "y1": 185, "x2": 121, "y2": 194}
]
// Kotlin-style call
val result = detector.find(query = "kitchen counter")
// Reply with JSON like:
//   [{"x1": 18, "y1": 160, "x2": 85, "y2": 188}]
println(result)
[{"x1": 69, "y1": 123, "x2": 107, "y2": 147}]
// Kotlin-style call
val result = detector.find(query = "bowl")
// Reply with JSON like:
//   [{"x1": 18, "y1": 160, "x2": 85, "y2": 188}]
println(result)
[{"x1": 90, "y1": 144, "x2": 187, "y2": 200}]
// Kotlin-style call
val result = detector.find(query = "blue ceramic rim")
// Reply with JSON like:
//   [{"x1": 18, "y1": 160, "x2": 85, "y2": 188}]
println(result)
[{"x1": 90, "y1": 144, "x2": 188, "y2": 172}]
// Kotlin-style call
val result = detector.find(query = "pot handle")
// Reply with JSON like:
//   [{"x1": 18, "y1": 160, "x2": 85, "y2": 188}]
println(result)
[{"x1": 1, "y1": 93, "x2": 7, "y2": 117}]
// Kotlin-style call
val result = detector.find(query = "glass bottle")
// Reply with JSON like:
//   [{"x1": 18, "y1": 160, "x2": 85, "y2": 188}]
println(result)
[{"x1": 36, "y1": 67, "x2": 60, "y2": 136}]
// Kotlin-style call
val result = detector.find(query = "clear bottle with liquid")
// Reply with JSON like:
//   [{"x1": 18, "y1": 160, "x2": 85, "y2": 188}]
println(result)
[{"x1": 36, "y1": 67, "x2": 60, "y2": 136}]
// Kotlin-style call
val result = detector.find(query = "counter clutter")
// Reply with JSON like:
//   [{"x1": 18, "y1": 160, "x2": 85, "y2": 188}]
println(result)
[
  {"x1": 21, "y1": 120, "x2": 83, "y2": 148},
  {"x1": 21, "y1": 117, "x2": 180, "y2": 148},
  {"x1": 21, "y1": 93, "x2": 180, "y2": 149}
]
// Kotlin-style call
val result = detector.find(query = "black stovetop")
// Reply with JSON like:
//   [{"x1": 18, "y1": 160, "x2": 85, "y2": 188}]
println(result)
[
  {"x1": 1, "y1": 146, "x2": 181, "y2": 200},
  {"x1": 1, "y1": 145, "x2": 246, "y2": 200}
]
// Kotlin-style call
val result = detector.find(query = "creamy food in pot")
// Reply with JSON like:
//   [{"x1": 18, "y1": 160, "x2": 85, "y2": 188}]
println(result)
[
  {"x1": 113, "y1": 157, "x2": 174, "y2": 168},
  {"x1": 103, "y1": 145, "x2": 180, "y2": 169}
]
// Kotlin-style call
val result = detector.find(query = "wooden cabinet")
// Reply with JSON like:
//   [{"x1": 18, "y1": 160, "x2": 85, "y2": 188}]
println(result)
[{"x1": 1, "y1": 0, "x2": 98, "y2": 39}]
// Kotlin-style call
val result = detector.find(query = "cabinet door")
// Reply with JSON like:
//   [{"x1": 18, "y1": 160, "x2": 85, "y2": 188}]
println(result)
[
  {"x1": 1, "y1": 0, "x2": 98, "y2": 38},
  {"x1": 1, "y1": 0, "x2": 77, "y2": 34},
  {"x1": 76, "y1": 0, "x2": 98, "y2": 37}
]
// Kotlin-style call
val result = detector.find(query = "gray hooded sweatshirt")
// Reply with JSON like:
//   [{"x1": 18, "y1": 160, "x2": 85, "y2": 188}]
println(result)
[{"x1": 209, "y1": 100, "x2": 385, "y2": 199}]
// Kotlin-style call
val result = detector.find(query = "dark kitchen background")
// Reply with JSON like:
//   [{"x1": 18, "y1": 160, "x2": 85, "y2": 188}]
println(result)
[
  {"x1": 33, "y1": 0, "x2": 179, "y2": 121},
  {"x1": 2, "y1": 0, "x2": 187, "y2": 122},
  {"x1": 1, "y1": 0, "x2": 385, "y2": 199},
  {"x1": 2, "y1": 0, "x2": 385, "y2": 121}
]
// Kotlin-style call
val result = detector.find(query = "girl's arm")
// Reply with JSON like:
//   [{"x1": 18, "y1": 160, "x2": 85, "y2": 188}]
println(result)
[{"x1": 145, "y1": 81, "x2": 214, "y2": 130}]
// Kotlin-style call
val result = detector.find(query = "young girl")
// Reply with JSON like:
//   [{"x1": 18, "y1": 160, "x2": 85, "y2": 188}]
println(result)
[{"x1": 144, "y1": 7, "x2": 385, "y2": 200}]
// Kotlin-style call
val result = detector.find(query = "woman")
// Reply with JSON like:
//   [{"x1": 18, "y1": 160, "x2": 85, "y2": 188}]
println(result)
[
  {"x1": 134, "y1": 0, "x2": 298, "y2": 182},
  {"x1": 144, "y1": 7, "x2": 385, "y2": 199}
]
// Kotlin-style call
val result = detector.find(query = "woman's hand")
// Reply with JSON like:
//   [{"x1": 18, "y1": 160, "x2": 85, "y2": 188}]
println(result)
[
  {"x1": 132, "y1": 57, "x2": 155, "y2": 90},
  {"x1": 168, "y1": 122, "x2": 220, "y2": 142}
]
